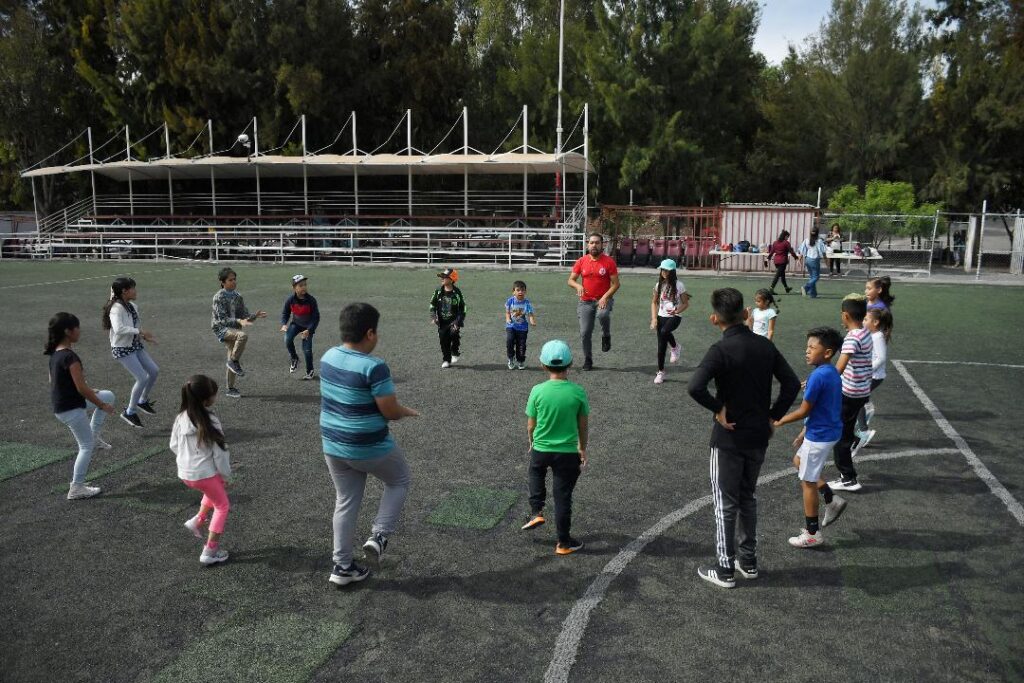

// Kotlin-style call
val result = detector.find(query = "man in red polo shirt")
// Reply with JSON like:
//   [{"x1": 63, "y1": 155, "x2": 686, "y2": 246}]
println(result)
[{"x1": 568, "y1": 233, "x2": 620, "y2": 370}]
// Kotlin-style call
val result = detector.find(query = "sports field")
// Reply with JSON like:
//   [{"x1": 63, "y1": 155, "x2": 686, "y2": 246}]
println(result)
[{"x1": 0, "y1": 260, "x2": 1022, "y2": 683}]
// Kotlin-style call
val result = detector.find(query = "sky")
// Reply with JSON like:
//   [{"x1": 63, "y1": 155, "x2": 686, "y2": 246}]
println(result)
[{"x1": 753, "y1": 0, "x2": 938, "y2": 65}]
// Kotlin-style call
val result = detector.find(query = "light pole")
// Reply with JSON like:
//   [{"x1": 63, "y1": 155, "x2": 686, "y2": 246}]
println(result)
[{"x1": 556, "y1": 0, "x2": 565, "y2": 156}]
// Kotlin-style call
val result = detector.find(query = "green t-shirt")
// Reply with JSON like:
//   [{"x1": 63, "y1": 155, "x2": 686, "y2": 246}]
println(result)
[{"x1": 525, "y1": 379, "x2": 590, "y2": 453}]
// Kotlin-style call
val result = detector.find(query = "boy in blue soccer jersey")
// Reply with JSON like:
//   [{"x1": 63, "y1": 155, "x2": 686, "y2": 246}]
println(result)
[
  {"x1": 505, "y1": 280, "x2": 537, "y2": 370},
  {"x1": 320, "y1": 303, "x2": 419, "y2": 587}
]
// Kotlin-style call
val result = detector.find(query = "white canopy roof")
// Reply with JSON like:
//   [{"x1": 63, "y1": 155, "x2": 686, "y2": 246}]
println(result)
[{"x1": 21, "y1": 152, "x2": 592, "y2": 182}]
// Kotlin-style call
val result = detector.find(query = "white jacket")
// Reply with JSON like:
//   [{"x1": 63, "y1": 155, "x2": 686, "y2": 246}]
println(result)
[
  {"x1": 108, "y1": 302, "x2": 141, "y2": 348},
  {"x1": 170, "y1": 411, "x2": 232, "y2": 481}
]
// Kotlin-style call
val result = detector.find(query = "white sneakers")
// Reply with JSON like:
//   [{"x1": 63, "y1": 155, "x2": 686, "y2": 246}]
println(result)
[
  {"x1": 822, "y1": 496, "x2": 848, "y2": 527},
  {"x1": 93, "y1": 437, "x2": 112, "y2": 450},
  {"x1": 441, "y1": 361, "x2": 451, "y2": 369},
  {"x1": 669, "y1": 344, "x2": 681, "y2": 364},
  {"x1": 852, "y1": 429, "x2": 876, "y2": 457},
  {"x1": 789, "y1": 529, "x2": 825, "y2": 548},
  {"x1": 67, "y1": 483, "x2": 101, "y2": 500},
  {"x1": 451, "y1": 355, "x2": 460, "y2": 364},
  {"x1": 654, "y1": 371, "x2": 665, "y2": 384},
  {"x1": 184, "y1": 515, "x2": 205, "y2": 539},
  {"x1": 200, "y1": 547, "x2": 229, "y2": 565}
]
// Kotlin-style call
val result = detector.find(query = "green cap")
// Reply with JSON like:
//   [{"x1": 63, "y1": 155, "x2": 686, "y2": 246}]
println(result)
[{"x1": 539, "y1": 340, "x2": 573, "y2": 367}]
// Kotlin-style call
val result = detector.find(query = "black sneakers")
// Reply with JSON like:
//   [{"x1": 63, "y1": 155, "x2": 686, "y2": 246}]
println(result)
[
  {"x1": 289, "y1": 358, "x2": 299, "y2": 373},
  {"x1": 698, "y1": 564, "x2": 736, "y2": 588},
  {"x1": 329, "y1": 562, "x2": 370, "y2": 586},
  {"x1": 120, "y1": 411, "x2": 143, "y2": 429},
  {"x1": 225, "y1": 388, "x2": 242, "y2": 399},
  {"x1": 135, "y1": 401, "x2": 157, "y2": 415},
  {"x1": 362, "y1": 532, "x2": 388, "y2": 564},
  {"x1": 226, "y1": 360, "x2": 245, "y2": 377},
  {"x1": 582, "y1": 358, "x2": 594, "y2": 371},
  {"x1": 734, "y1": 560, "x2": 759, "y2": 580},
  {"x1": 601, "y1": 336, "x2": 611, "y2": 352}
]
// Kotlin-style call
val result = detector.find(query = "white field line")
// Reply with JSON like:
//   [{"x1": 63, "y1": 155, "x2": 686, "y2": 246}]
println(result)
[
  {"x1": 893, "y1": 360, "x2": 1024, "y2": 527},
  {"x1": 0, "y1": 265, "x2": 201, "y2": 289},
  {"x1": 544, "y1": 446, "x2": 959, "y2": 683},
  {"x1": 897, "y1": 359, "x2": 1024, "y2": 370}
]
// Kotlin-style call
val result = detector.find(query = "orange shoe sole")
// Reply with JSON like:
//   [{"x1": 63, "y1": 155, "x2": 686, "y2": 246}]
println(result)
[
  {"x1": 555, "y1": 542, "x2": 583, "y2": 555},
  {"x1": 521, "y1": 515, "x2": 545, "y2": 530}
]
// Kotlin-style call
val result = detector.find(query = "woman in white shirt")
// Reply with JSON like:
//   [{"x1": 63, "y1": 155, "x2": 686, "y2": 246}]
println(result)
[
  {"x1": 798, "y1": 229, "x2": 828, "y2": 298},
  {"x1": 102, "y1": 277, "x2": 159, "y2": 428}
]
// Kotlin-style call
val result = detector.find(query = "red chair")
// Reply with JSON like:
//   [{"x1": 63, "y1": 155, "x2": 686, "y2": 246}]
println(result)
[
  {"x1": 617, "y1": 237, "x2": 634, "y2": 266},
  {"x1": 666, "y1": 239, "x2": 683, "y2": 262},
  {"x1": 651, "y1": 238, "x2": 667, "y2": 262},
  {"x1": 634, "y1": 238, "x2": 651, "y2": 267}
]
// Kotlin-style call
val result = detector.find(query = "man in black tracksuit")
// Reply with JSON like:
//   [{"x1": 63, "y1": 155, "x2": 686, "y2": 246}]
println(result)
[
  {"x1": 429, "y1": 268, "x2": 467, "y2": 368},
  {"x1": 687, "y1": 287, "x2": 800, "y2": 588}
]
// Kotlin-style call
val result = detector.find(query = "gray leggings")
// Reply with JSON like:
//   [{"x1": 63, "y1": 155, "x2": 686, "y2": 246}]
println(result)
[
  {"x1": 116, "y1": 348, "x2": 159, "y2": 414},
  {"x1": 577, "y1": 298, "x2": 613, "y2": 360},
  {"x1": 325, "y1": 448, "x2": 411, "y2": 566}
]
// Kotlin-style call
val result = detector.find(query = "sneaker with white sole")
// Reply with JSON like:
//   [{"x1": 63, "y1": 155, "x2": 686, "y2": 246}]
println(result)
[
  {"x1": 225, "y1": 388, "x2": 242, "y2": 399},
  {"x1": 67, "y1": 482, "x2": 102, "y2": 500},
  {"x1": 441, "y1": 361, "x2": 451, "y2": 369},
  {"x1": 303, "y1": 369, "x2": 316, "y2": 380},
  {"x1": 289, "y1": 358, "x2": 299, "y2": 373},
  {"x1": 507, "y1": 359, "x2": 516, "y2": 370},
  {"x1": 828, "y1": 477, "x2": 862, "y2": 492},
  {"x1": 697, "y1": 564, "x2": 736, "y2": 588},
  {"x1": 184, "y1": 516, "x2": 205, "y2": 539},
  {"x1": 199, "y1": 547, "x2": 229, "y2": 565},
  {"x1": 517, "y1": 361, "x2": 526, "y2": 370},
  {"x1": 521, "y1": 513, "x2": 545, "y2": 530},
  {"x1": 669, "y1": 345, "x2": 681, "y2": 364},
  {"x1": 734, "y1": 561, "x2": 759, "y2": 580},
  {"x1": 852, "y1": 429, "x2": 876, "y2": 457},
  {"x1": 226, "y1": 360, "x2": 245, "y2": 377},
  {"x1": 93, "y1": 437, "x2": 112, "y2": 450},
  {"x1": 555, "y1": 538, "x2": 584, "y2": 555},
  {"x1": 788, "y1": 529, "x2": 825, "y2": 548},
  {"x1": 363, "y1": 532, "x2": 389, "y2": 564},
  {"x1": 451, "y1": 355, "x2": 460, "y2": 364},
  {"x1": 329, "y1": 562, "x2": 369, "y2": 586},
  {"x1": 654, "y1": 371, "x2": 665, "y2": 385},
  {"x1": 120, "y1": 411, "x2": 143, "y2": 429},
  {"x1": 864, "y1": 401, "x2": 875, "y2": 425},
  {"x1": 822, "y1": 496, "x2": 848, "y2": 527}
]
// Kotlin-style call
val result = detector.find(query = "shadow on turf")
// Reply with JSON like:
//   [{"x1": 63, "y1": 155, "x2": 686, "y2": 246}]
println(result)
[
  {"x1": 257, "y1": 393, "x2": 321, "y2": 405},
  {"x1": 835, "y1": 527, "x2": 999, "y2": 552},
  {"x1": 861, "y1": 472, "x2": 991, "y2": 496}
]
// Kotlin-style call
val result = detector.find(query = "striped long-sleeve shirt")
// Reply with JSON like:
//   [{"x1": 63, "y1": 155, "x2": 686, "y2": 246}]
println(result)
[{"x1": 319, "y1": 345, "x2": 396, "y2": 459}]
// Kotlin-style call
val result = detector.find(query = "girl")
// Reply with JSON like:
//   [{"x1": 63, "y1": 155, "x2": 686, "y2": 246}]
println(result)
[
  {"x1": 767, "y1": 230, "x2": 800, "y2": 294},
  {"x1": 855, "y1": 308, "x2": 893, "y2": 449},
  {"x1": 170, "y1": 374, "x2": 232, "y2": 566},
  {"x1": 649, "y1": 259, "x2": 690, "y2": 384},
  {"x1": 827, "y1": 223, "x2": 843, "y2": 276},
  {"x1": 865, "y1": 276, "x2": 895, "y2": 310},
  {"x1": 103, "y1": 277, "x2": 158, "y2": 428},
  {"x1": 798, "y1": 229, "x2": 828, "y2": 298},
  {"x1": 746, "y1": 288, "x2": 779, "y2": 341},
  {"x1": 45, "y1": 312, "x2": 116, "y2": 500}
]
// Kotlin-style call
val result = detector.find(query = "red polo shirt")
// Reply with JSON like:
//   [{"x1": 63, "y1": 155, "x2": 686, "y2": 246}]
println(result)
[{"x1": 572, "y1": 253, "x2": 618, "y2": 301}]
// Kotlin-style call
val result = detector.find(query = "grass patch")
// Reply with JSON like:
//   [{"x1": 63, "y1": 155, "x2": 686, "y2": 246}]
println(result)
[
  {"x1": 0, "y1": 441, "x2": 71, "y2": 482},
  {"x1": 51, "y1": 444, "x2": 169, "y2": 493},
  {"x1": 150, "y1": 612, "x2": 353, "y2": 683},
  {"x1": 427, "y1": 487, "x2": 518, "y2": 530}
]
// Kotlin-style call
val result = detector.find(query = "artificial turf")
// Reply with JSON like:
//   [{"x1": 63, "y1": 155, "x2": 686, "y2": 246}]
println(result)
[
  {"x1": 0, "y1": 260, "x2": 1021, "y2": 682},
  {"x1": 0, "y1": 441, "x2": 71, "y2": 482}
]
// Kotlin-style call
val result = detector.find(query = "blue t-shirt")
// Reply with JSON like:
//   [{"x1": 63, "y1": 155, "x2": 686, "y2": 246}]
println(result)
[
  {"x1": 505, "y1": 296, "x2": 534, "y2": 332},
  {"x1": 803, "y1": 363, "x2": 843, "y2": 442},
  {"x1": 319, "y1": 346, "x2": 396, "y2": 459}
]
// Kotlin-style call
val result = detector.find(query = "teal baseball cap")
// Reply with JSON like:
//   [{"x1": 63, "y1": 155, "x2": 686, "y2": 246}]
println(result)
[
  {"x1": 659, "y1": 258, "x2": 677, "y2": 271},
  {"x1": 539, "y1": 340, "x2": 573, "y2": 367}
]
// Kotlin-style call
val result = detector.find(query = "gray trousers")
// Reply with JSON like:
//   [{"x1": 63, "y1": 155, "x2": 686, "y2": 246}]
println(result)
[
  {"x1": 577, "y1": 298, "x2": 613, "y2": 360},
  {"x1": 325, "y1": 447, "x2": 411, "y2": 566}
]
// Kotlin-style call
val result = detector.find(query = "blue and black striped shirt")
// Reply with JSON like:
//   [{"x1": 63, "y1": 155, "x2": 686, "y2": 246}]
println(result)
[{"x1": 320, "y1": 346, "x2": 396, "y2": 459}]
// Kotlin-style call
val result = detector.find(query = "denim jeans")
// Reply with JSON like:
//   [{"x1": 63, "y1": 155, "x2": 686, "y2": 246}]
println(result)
[
  {"x1": 803, "y1": 258, "x2": 821, "y2": 297},
  {"x1": 55, "y1": 389, "x2": 115, "y2": 484},
  {"x1": 285, "y1": 323, "x2": 314, "y2": 372},
  {"x1": 506, "y1": 328, "x2": 528, "y2": 363},
  {"x1": 116, "y1": 348, "x2": 159, "y2": 414}
]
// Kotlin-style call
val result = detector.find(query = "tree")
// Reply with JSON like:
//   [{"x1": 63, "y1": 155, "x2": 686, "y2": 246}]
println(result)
[{"x1": 827, "y1": 179, "x2": 940, "y2": 246}]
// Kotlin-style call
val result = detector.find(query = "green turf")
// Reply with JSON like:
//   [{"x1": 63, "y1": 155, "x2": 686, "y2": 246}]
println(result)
[
  {"x1": 51, "y1": 444, "x2": 168, "y2": 492},
  {"x1": 150, "y1": 612, "x2": 353, "y2": 683},
  {"x1": 427, "y1": 487, "x2": 519, "y2": 529},
  {"x1": 0, "y1": 441, "x2": 70, "y2": 482}
]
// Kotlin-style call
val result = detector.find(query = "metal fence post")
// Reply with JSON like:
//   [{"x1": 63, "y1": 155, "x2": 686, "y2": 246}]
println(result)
[
  {"x1": 977, "y1": 200, "x2": 987, "y2": 280},
  {"x1": 214, "y1": 231, "x2": 219, "y2": 262},
  {"x1": 350, "y1": 233, "x2": 354, "y2": 265},
  {"x1": 508, "y1": 232, "x2": 512, "y2": 270},
  {"x1": 279, "y1": 232, "x2": 284, "y2": 263},
  {"x1": 427, "y1": 232, "x2": 432, "y2": 265},
  {"x1": 927, "y1": 209, "x2": 939, "y2": 276}
]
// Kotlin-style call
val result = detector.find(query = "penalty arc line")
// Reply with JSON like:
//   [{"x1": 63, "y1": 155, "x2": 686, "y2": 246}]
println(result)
[
  {"x1": 892, "y1": 360, "x2": 1024, "y2": 527},
  {"x1": 543, "y1": 446, "x2": 961, "y2": 683},
  {"x1": 0, "y1": 265, "x2": 202, "y2": 290},
  {"x1": 897, "y1": 359, "x2": 1024, "y2": 370}
]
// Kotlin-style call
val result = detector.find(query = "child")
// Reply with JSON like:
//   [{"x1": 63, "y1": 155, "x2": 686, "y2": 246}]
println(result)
[
  {"x1": 321, "y1": 303, "x2": 419, "y2": 586},
  {"x1": 774, "y1": 327, "x2": 848, "y2": 548},
  {"x1": 429, "y1": 268, "x2": 467, "y2": 369},
  {"x1": 827, "y1": 295, "x2": 873, "y2": 492},
  {"x1": 827, "y1": 223, "x2": 843, "y2": 276},
  {"x1": 746, "y1": 288, "x2": 779, "y2": 341},
  {"x1": 45, "y1": 312, "x2": 116, "y2": 500},
  {"x1": 171, "y1": 375, "x2": 232, "y2": 566},
  {"x1": 649, "y1": 259, "x2": 690, "y2": 384},
  {"x1": 280, "y1": 274, "x2": 321, "y2": 379},
  {"x1": 505, "y1": 280, "x2": 537, "y2": 370},
  {"x1": 103, "y1": 277, "x2": 159, "y2": 429},
  {"x1": 521, "y1": 340, "x2": 589, "y2": 555},
  {"x1": 865, "y1": 276, "x2": 894, "y2": 310},
  {"x1": 687, "y1": 288, "x2": 800, "y2": 588},
  {"x1": 854, "y1": 307, "x2": 893, "y2": 453},
  {"x1": 211, "y1": 267, "x2": 267, "y2": 398}
]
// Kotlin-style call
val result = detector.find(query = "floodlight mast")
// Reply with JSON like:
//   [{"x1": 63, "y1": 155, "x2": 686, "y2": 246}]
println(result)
[{"x1": 556, "y1": 0, "x2": 565, "y2": 222}]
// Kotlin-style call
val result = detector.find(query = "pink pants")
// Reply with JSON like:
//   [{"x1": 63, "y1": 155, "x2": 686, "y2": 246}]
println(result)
[{"x1": 183, "y1": 474, "x2": 230, "y2": 534}]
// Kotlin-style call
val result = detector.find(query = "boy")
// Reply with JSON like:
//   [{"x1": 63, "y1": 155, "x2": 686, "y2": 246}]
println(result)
[
  {"x1": 521, "y1": 340, "x2": 589, "y2": 555},
  {"x1": 827, "y1": 295, "x2": 873, "y2": 492},
  {"x1": 774, "y1": 327, "x2": 848, "y2": 548},
  {"x1": 211, "y1": 267, "x2": 267, "y2": 398},
  {"x1": 321, "y1": 303, "x2": 419, "y2": 586},
  {"x1": 279, "y1": 274, "x2": 321, "y2": 379},
  {"x1": 687, "y1": 288, "x2": 800, "y2": 588},
  {"x1": 505, "y1": 280, "x2": 537, "y2": 370},
  {"x1": 429, "y1": 268, "x2": 467, "y2": 369}
]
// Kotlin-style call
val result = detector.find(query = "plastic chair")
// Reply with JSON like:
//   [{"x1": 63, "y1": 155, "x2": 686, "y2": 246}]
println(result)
[
  {"x1": 617, "y1": 237, "x2": 634, "y2": 266},
  {"x1": 634, "y1": 238, "x2": 651, "y2": 267}
]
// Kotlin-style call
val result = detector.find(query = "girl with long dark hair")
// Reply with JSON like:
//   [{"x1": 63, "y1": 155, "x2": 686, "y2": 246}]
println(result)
[
  {"x1": 102, "y1": 277, "x2": 159, "y2": 428},
  {"x1": 649, "y1": 259, "x2": 690, "y2": 384},
  {"x1": 767, "y1": 230, "x2": 800, "y2": 294}
]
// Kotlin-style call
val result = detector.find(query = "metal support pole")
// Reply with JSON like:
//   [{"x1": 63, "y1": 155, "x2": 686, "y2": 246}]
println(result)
[
  {"x1": 406, "y1": 109, "x2": 412, "y2": 217},
  {"x1": 927, "y1": 209, "x2": 939, "y2": 275},
  {"x1": 556, "y1": 0, "x2": 565, "y2": 155},
  {"x1": 352, "y1": 112, "x2": 359, "y2": 216},
  {"x1": 463, "y1": 106, "x2": 469, "y2": 217},
  {"x1": 523, "y1": 105, "x2": 528, "y2": 218},
  {"x1": 87, "y1": 127, "x2": 97, "y2": 216},
  {"x1": 508, "y1": 232, "x2": 512, "y2": 270},
  {"x1": 301, "y1": 114, "x2": 309, "y2": 216},
  {"x1": 30, "y1": 176, "x2": 40, "y2": 234},
  {"x1": 126, "y1": 126, "x2": 134, "y2": 216},
  {"x1": 208, "y1": 120, "x2": 217, "y2": 216},
  {"x1": 583, "y1": 102, "x2": 589, "y2": 224},
  {"x1": 976, "y1": 199, "x2": 987, "y2": 280},
  {"x1": 164, "y1": 123, "x2": 174, "y2": 214},
  {"x1": 254, "y1": 117, "x2": 262, "y2": 216}
]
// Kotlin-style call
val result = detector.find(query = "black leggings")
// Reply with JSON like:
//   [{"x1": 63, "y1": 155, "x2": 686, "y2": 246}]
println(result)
[
  {"x1": 656, "y1": 315, "x2": 681, "y2": 371},
  {"x1": 830, "y1": 257, "x2": 841, "y2": 274},
  {"x1": 770, "y1": 263, "x2": 790, "y2": 291}
]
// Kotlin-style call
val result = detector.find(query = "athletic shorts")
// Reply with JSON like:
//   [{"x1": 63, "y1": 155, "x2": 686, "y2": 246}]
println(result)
[{"x1": 797, "y1": 438, "x2": 838, "y2": 482}]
